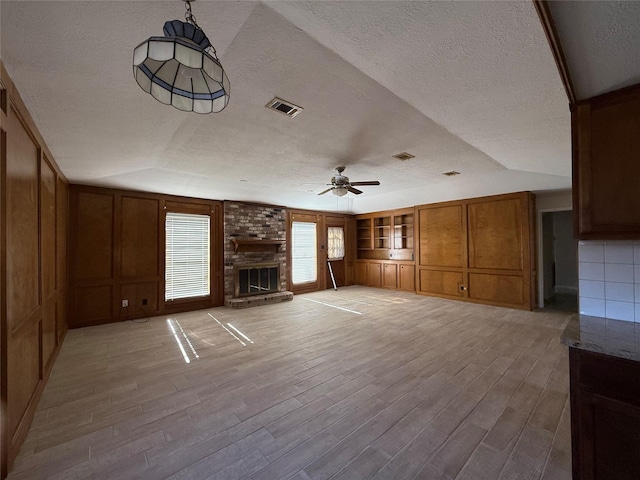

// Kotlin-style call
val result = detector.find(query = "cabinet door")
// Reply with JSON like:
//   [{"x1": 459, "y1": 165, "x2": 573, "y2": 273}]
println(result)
[
  {"x1": 367, "y1": 262, "x2": 382, "y2": 287},
  {"x1": 574, "y1": 88, "x2": 640, "y2": 238},
  {"x1": 355, "y1": 261, "x2": 367, "y2": 285},
  {"x1": 399, "y1": 264, "x2": 415, "y2": 292},
  {"x1": 383, "y1": 263, "x2": 397, "y2": 289}
]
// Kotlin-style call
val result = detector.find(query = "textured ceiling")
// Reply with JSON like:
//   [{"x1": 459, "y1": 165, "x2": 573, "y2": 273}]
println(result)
[
  {"x1": 1, "y1": 0, "x2": 574, "y2": 213},
  {"x1": 548, "y1": 0, "x2": 640, "y2": 101}
]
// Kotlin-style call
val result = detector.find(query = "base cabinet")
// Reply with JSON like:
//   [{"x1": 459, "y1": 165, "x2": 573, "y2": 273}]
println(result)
[
  {"x1": 399, "y1": 264, "x2": 415, "y2": 291},
  {"x1": 569, "y1": 348, "x2": 640, "y2": 479},
  {"x1": 355, "y1": 260, "x2": 415, "y2": 292}
]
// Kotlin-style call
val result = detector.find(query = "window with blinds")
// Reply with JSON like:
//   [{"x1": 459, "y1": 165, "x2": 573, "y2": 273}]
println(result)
[
  {"x1": 165, "y1": 212, "x2": 210, "y2": 301},
  {"x1": 291, "y1": 221, "x2": 317, "y2": 285},
  {"x1": 327, "y1": 227, "x2": 345, "y2": 260}
]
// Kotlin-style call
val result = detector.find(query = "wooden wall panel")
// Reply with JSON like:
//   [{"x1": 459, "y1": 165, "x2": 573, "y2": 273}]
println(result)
[
  {"x1": 41, "y1": 301, "x2": 56, "y2": 368},
  {"x1": 419, "y1": 270, "x2": 464, "y2": 297},
  {"x1": 120, "y1": 282, "x2": 158, "y2": 313},
  {"x1": 74, "y1": 192, "x2": 113, "y2": 281},
  {"x1": 7, "y1": 321, "x2": 40, "y2": 440},
  {"x1": 121, "y1": 196, "x2": 159, "y2": 278},
  {"x1": 468, "y1": 273, "x2": 524, "y2": 306},
  {"x1": 6, "y1": 108, "x2": 39, "y2": 329},
  {"x1": 419, "y1": 205, "x2": 463, "y2": 267},
  {"x1": 40, "y1": 159, "x2": 56, "y2": 298},
  {"x1": 416, "y1": 192, "x2": 534, "y2": 310},
  {"x1": 467, "y1": 198, "x2": 523, "y2": 270},
  {"x1": 2, "y1": 61, "x2": 69, "y2": 478},
  {"x1": 75, "y1": 286, "x2": 113, "y2": 326},
  {"x1": 56, "y1": 179, "x2": 68, "y2": 291},
  {"x1": 69, "y1": 185, "x2": 224, "y2": 326}
]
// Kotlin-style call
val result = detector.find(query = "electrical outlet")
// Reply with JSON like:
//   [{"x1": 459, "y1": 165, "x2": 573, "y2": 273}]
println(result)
[{"x1": 122, "y1": 299, "x2": 129, "y2": 307}]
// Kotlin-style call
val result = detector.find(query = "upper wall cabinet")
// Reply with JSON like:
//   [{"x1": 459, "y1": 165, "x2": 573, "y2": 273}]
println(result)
[
  {"x1": 573, "y1": 84, "x2": 640, "y2": 239},
  {"x1": 416, "y1": 192, "x2": 535, "y2": 310}
]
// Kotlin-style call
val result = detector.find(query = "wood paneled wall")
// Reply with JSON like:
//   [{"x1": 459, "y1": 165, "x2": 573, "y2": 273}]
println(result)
[
  {"x1": 68, "y1": 185, "x2": 224, "y2": 328},
  {"x1": 0, "y1": 62, "x2": 69, "y2": 478},
  {"x1": 416, "y1": 192, "x2": 535, "y2": 310}
]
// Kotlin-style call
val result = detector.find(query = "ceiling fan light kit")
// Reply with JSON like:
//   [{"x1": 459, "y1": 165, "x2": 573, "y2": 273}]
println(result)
[
  {"x1": 132, "y1": 0, "x2": 230, "y2": 114},
  {"x1": 318, "y1": 166, "x2": 380, "y2": 196}
]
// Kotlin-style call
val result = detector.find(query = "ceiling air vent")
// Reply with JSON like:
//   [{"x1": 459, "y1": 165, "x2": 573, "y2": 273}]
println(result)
[
  {"x1": 266, "y1": 97, "x2": 303, "y2": 118},
  {"x1": 392, "y1": 152, "x2": 415, "y2": 161},
  {"x1": 442, "y1": 171, "x2": 460, "y2": 176}
]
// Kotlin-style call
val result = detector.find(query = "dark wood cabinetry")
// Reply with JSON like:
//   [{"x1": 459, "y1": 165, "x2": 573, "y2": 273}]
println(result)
[
  {"x1": 573, "y1": 84, "x2": 640, "y2": 239},
  {"x1": 355, "y1": 208, "x2": 415, "y2": 292},
  {"x1": 416, "y1": 192, "x2": 535, "y2": 310},
  {"x1": 569, "y1": 347, "x2": 640, "y2": 479}
]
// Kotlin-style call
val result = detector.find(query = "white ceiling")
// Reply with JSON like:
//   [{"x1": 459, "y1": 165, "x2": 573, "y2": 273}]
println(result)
[{"x1": 0, "y1": 1, "x2": 580, "y2": 213}]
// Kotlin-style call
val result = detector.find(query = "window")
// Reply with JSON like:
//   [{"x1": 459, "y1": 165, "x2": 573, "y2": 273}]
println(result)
[
  {"x1": 291, "y1": 221, "x2": 317, "y2": 284},
  {"x1": 327, "y1": 227, "x2": 345, "y2": 260},
  {"x1": 165, "y1": 212, "x2": 210, "y2": 301}
]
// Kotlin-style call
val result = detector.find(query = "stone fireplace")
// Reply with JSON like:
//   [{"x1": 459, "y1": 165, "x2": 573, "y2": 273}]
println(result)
[{"x1": 223, "y1": 201, "x2": 292, "y2": 307}]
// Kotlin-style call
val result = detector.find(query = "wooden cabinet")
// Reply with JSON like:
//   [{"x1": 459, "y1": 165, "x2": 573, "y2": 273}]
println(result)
[
  {"x1": 367, "y1": 262, "x2": 382, "y2": 287},
  {"x1": 569, "y1": 348, "x2": 640, "y2": 479},
  {"x1": 399, "y1": 264, "x2": 415, "y2": 291},
  {"x1": 573, "y1": 84, "x2": 640, "y2": 238},
  {"x1": 355, "y1": 208, "x2": 415, "y2": 292},
  {"x1": 383, "y1": 263, "x2": 397, "y2": 288},
  {"x1": 416, "y1": 192, "x2": 535, "y2": 310}
]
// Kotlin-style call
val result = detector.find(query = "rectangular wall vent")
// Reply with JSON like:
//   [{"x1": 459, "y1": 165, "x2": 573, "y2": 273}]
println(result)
[
  {"x1": 392, "y1": 152, "x2": 415, "y2": 161},
  {"x1": 266, "y1": 97, "x2": 303, "y2": 118},
  {"x1": 442, "y1": 171, "x2": 461, "y2": 176}
]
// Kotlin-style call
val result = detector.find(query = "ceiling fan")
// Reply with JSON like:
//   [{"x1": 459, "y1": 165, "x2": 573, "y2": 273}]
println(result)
[{"x1": 318, "y1": 166, "x2": 381, "y2": 196}]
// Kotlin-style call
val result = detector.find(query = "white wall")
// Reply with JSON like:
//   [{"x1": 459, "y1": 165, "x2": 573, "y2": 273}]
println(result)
[{"x1": 578, "y1": 240, "x2": 640, "y2": 322}]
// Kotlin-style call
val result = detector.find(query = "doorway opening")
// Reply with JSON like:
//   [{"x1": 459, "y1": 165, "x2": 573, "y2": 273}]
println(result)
[{"x1": 540, "y1": 210, "x2": 578, "y2": 312}]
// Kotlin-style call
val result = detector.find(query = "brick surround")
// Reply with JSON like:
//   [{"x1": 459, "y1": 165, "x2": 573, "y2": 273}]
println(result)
[{"x1": 223, "y1": 201, "x2": 287, "y2": 301}]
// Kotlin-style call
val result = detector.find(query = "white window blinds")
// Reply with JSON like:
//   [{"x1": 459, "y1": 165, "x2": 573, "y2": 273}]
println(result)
[
  {"x1": 291, "y1": 221, "x2": 317, "y2": 285},
  {"x1": 327, "y1": 227, "x2": 345, "y2": 260},
  {"x1": 165, "y1": 212, "x2": 210, "y2": 301}
]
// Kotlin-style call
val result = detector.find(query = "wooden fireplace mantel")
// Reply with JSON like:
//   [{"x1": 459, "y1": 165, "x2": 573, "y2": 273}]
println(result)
[{"x1": 230, "y1": 238, "x2": 285, "y2": 253}]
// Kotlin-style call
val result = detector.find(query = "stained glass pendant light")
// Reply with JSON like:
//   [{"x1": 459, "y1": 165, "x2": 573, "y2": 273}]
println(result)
[{"x1": 133, "y1": 0, "x2": 230, "y2": 114}]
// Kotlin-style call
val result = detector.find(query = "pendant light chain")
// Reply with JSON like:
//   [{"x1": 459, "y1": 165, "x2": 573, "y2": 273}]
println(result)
[
  {"x1": 184, "y1": 0, "x2": 219, "y2": 59},
  {"x1": 184, "y1": 1, "x2": 199, "y2": 29}
]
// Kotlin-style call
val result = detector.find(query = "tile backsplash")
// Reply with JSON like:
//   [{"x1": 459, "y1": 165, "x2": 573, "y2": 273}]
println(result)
[{"x1": 578, "y1": 241, "x2": 640, "y2": 322}]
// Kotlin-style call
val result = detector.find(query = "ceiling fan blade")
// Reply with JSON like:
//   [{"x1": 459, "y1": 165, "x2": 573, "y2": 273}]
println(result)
[
  {"x1": 346, "y1": 186, "x2": 363, "y2": 195},
  {"x1": 317, "y1": 187, "x2": 333, "y2": 196},
  {"x1": 350, "y1": 181, "x2": 380, "y2": 186}
]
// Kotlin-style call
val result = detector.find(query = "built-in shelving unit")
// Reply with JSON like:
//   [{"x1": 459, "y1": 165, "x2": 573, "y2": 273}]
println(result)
[
  {"x1": 393, "y1": 213, "x2": 414, "y2": 250},
  {"x1": 355, "y1": 207, "x2": 415, "y2": 292}
]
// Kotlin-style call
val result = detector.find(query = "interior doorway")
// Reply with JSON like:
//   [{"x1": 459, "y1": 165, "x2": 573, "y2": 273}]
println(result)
[{"x1": 539, "y1": 210, "x2": 578, "y2": 311}]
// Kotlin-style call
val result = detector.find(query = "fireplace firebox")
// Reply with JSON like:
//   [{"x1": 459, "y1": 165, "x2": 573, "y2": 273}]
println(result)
[{"x1": 234, "y1": 263, "x2": 280, "y2": 298}]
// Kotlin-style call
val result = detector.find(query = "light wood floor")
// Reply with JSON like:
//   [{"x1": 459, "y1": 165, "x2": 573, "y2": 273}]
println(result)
[{"x1": 9, "y1": 287, "x2": 573, "y2": 480}]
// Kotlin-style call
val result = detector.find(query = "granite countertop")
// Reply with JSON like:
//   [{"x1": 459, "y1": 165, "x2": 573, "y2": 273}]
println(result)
[{"x1": 562, "y1": 314, "x2": 640, "y2": 362}]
